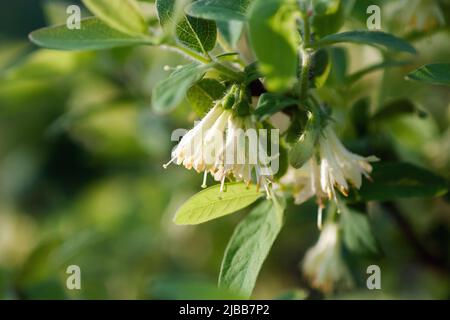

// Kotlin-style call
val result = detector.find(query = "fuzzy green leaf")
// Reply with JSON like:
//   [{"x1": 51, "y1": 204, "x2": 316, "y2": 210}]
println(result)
[
  {"x1": 29, "y1": 17, "x2": 154, "y2": 51},
  {"x1": 174, "y1": 183, "x2": 263, "y2": 225},
  {"x1": 82, "y1": 0, "x2": 148, "y2": 35},
  {"x1": 219, "y1": 199, "x2": 285, "y2": 298},
  {"x1": 157, "y1": 0, "x2": 217, "y2": 54}
]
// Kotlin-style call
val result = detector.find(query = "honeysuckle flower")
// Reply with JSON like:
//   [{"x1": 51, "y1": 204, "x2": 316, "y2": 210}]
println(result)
[
  {"x1": 164, "y1": 103, "x2": 276, "y2": 196},
  {"x1": 302, "y1": 223, "x2": 353, "y2": 294},
  {"x1": 282, "y1": 125, "x2": 378, "y2": 228}
]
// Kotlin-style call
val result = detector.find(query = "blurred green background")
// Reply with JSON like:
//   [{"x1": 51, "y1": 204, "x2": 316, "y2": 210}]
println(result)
[{"x1": 0, "y1": 0, "x2": 449, "y2": 299}]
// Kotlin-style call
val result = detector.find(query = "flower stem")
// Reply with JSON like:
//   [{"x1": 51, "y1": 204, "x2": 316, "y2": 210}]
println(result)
[{"x1": 297, "y1": 9, "x2": 313, "y2": 101}]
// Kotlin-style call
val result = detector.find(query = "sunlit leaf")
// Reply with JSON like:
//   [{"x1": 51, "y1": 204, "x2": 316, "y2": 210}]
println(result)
[
  {"x1": 82, "y1": 0, "x2": 148, "y2": 35},
  {"x1": 174, "y1": 183, "x2": 263, "y2": 225},
  {"x1": 248, "y1": 0, "x2": 300, "y2": 92}
]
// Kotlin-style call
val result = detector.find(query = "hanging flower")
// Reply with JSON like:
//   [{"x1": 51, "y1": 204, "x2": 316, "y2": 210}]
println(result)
[
  {"x1": 302, "y1": 222, "x2": 353, "y2": 294},
  {"x1": 282, "y1": 125, "x2": 378, "y2": 227},
  {"x1": 164, "y1": 102, "x2": 276, "y2": 196}
]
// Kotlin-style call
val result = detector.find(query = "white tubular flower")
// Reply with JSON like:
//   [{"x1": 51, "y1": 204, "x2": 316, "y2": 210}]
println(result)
[
  {"x1": 302, "y1": 223, "x2": 353, "y2": 294},
  {"x1": 282, "y1": 125, "x2": 378, "y2": 228},
  {"x1": 164, "y1": 104, "x2": 275, "y2": 196}
]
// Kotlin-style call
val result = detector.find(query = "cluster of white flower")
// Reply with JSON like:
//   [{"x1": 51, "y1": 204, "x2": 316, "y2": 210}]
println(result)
[
  {"x1": 164, "y1": 103, "x2": 275, "y2": 196},
  {"x1": 282, "y1": 126, "x2": 378, "y2": 228}
]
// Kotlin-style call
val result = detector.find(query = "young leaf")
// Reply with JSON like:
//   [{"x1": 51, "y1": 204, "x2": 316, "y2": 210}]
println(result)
[
  {"x1": 187, "y1": 78, "x2": 226, "y2": 115},
  {"x1": 340, "y1": 205, "x2": 379, "y2": 256},
  {"x1": 406, "y1": 63, "x2": 450, "y2": 86},
  {"x1": 156, "y1": 0, "x2": 217, "y2": 54},
  {"x1": 313, "y1": 31, "x2": 417, "y2": 54},
  {"x1": 174, "y1": 183, "x2": 263, "y2": 225},
  {"x1": 219, "y1": 198, "x2": 285, "y2": 298},
  {"x1": 248, "y1": 0, "x2": 300, "y2": 92},
  {"x1": 152, "y1": 63, "x2": 210, "y2": 113},
  {"x1": 29, "y1": 17, "x2": 154, "y2": 51},
  {"x1": 254, "y1": 93, "x2": 298, "y2": 120},
  {"x1": 357, "y1": 162, "x2": 448, "y2": 201},
  {"x1": 82, "y1": 0, "x2": 148, "y2": 36},
  {"x1": 186, "y1": 0, "x2": 251, "y2": 21}
]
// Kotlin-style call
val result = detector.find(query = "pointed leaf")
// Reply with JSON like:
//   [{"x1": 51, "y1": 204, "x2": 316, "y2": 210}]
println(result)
[
  {"x1": 29, "y1": 17, "x2": 154, "y2": 51},
  {"x1": 219, "y1": 199, "x2": 285, "y2": 298},
  {"x1": 174, "y1": 183, "x2": 263, "y2": 225},
  {"x1": 313, "y1": 31, "x2": 417, "y2": 54}
]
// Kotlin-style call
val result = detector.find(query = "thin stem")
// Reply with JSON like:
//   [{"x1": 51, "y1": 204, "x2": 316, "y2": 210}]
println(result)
[
  {"x1": 298, "y1": 49, "x2": 312, "y2": 101},
  {"x1": 297, "y1": 8, "x2": 313, "y2": 102},
  {"x1": 170, "y1": 44, "x2": 245, "y2": 82}
]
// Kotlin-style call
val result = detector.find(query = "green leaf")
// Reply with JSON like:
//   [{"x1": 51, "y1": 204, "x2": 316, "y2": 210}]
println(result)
[
  {"x1": 152, "y1": 63, "x2": 209, "y2": 113},
  {"x1": 357, "y1": 162, "x2": 448, "y2": 201},
  {"x1": 219, "y1": 199, "x2": 285, "y2": 298},
  {"x1": 187, "y1": 78, "x2": 226, "y2": 115},
  {"x1": 406, "y1": 63, "x2": 450, "y2": 86},
  {"x1": 313, "y1": 31, "x2": 417, "y2": 54},
  {"x1": 186, "y1": 0, "x2": 251, "y2": 21},
  {"x1": 248, "y1": 0, "x2": 300, "y2": 92},
  {"x1": 341, "y1": 205, "x2": 379, "y2": 256},
  {"x1": 174, "y1": 183, "x2": 263, "y2": 225},
  {"x1": 82, "y1": 0, "x2": 148, "y2": 35},
  {"x1": 254, "y1": 93, "x2": 297, "y2": 120},
  {"x1": 156, "y1": 0, "x2": 217, "y2": 54},
  {"x1": 29, "y1": 17, "x2": 153, "y2": 51}
]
